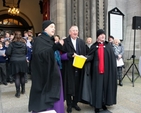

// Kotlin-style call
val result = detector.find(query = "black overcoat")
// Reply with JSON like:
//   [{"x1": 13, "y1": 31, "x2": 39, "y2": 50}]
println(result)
[
  {"x1": 62, "y1": 36, "x2": 86, "y2": 100},
  {"x1": 28, "y1": 33, "x2": 60, "y2": 112},
  {"x1": 88, "y1": 41, "x2": 117, "y2": 108}
]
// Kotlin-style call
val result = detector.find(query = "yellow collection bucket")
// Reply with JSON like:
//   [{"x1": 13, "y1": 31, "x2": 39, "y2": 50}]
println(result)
[{"x1": 73, "y1": 55, "x2": 87, "y2": 69}]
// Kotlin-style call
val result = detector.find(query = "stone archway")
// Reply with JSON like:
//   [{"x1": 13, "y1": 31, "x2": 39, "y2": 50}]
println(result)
[{"x1": 0, "y1": 9, "x2": 34, "y2": 35}]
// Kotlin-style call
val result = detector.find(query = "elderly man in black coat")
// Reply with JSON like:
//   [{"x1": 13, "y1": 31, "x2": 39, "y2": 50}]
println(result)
[{"x1": 62, "y1": 25, "x2": 86, "y2": 113}]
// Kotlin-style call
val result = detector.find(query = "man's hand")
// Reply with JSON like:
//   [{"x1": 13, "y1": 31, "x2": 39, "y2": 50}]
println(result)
[{"x1": 59, "y1": 39, "x2": 64, "y2": 46}]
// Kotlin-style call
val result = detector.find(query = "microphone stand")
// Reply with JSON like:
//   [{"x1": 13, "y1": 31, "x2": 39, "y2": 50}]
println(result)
[{"x1": 122, "y1": 29, "x2": 140, "y2": 87}]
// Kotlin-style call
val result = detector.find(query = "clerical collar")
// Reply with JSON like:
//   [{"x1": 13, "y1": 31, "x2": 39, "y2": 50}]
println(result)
[
  {"x1": 71, "y1": 37, "x2": 77, "y2": 40},
  {"x1": 97, "y1": 41, "x2": 104, "y2": 44}
]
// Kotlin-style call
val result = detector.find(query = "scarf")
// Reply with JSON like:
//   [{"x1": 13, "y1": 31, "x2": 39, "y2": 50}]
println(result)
[
  {"x1": 55, "y1": 50, "x2": 62, "y2": 69},
  {"x1": 98, "y1": 43, "x2": 104, "y2": 74}
]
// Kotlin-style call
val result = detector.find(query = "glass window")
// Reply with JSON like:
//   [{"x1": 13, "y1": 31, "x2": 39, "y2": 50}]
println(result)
[{"x1": 2, "y1": 18, "x2": 23, "y2": 26}]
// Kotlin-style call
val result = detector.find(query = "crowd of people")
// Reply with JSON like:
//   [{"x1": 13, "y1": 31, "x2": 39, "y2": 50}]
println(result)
[
  {"x1": 0, "y1": 30, "x2": 33, "y2": 98},
  {"x1": 0, "y1": 20, "x2": 124, "y2": 113}
]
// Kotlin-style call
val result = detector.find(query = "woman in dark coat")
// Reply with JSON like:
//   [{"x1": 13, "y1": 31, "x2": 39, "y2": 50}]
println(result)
[{"x1": 5, "y1": 31, "x2": 28, "y2": 98}]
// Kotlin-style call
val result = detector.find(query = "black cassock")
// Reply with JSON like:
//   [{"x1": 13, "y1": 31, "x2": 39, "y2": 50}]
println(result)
[
  {"x1": 86, "y1": 41, "x2": 117, "y2": 108},
  {"x1": 28, "y1": 33, "x2": 61, "y2": 112}
]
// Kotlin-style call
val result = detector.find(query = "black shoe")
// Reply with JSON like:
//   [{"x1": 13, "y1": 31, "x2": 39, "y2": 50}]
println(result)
[
  {"x1": 119, "y1": 80, "x2": 123, "y2": 86},
  {"x1": 119, "y1": 83, "x2": 123, "y2": 86},
  {"x1": 102, "y1": 105, "x2": 107, "y2": 110},
  {"x1": 72, "y1": 105, "x2": 81, "y2": 111},
  {"x1": 21, "y1": 85, "x2": 25, "y2": 94},
  {"x1": 9, "y1": 80, "x2": 13, "y2": 84},
  {"x1": 119, "y1": 82, "x2": 123, "y2": 86},
  {"x1": 95, "y1": 108, "x2": 100, "y2": 113},
  {"x1": 21, "y1": 89, "x2": 25, "y2": 94},
  {"x1": 3, "y1": 82, "x2": 7, "y2": 85},
  {"x1": 9, "y1": 81, "x2": 13, "y2": 84},
  {"x1": 119, "y1": 81, "x2": 123, "y2": 86},
  {"x1": 67, "y1": 106, "x2": 72, "y2": 113},
  {"x1": 15, "y1": 92, "x2": 20, "y2": 98}
]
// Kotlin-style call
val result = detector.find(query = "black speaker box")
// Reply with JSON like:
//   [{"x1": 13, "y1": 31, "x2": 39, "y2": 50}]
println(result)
[{"x1": 132, "y1": 16, "x2": 141, "y2": 29}]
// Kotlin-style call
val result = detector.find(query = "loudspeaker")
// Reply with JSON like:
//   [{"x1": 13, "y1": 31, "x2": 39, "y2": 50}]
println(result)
[{"x1": 132, "y1": 16, "x2": 141, "y2": 29}]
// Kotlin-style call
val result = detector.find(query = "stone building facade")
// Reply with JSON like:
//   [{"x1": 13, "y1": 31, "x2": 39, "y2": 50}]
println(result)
[
  {"x1": 50, "y1": 0, "x2": 141, "y2": 59},
  {"x1": 50, "y1": 0, "x2": 106, "y2": 42},
  {"x1": 0, "y1": 0, "x2": 141, "y2": 59}
]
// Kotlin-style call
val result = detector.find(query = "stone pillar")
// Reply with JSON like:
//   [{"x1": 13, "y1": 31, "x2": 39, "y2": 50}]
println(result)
[
  {"x1": 96, "y1": 0, "x2": 105, "y2": 29},
  {"x1": 66, "y1": 0, "x2": 94, "y2": 40},
  {"x1": 78, "y1": 0, "x2": 84, "y2": 39},
  {"x1": 91, "y1": 0, "x2": 97, "y2": 41},
  {"x1": 83, "y1": 0, "x2": 91, "y2": 40},
  {"x1": 104, "y1": 0, "x2": 108, "y2": 39},
  {"x1": 71, "y1": 0, "x2": 78, "y2": 25},
  {"x1": 50, "y1": 0, "x2": 66, "y2": 38},
  {"x1": 56, "y1": 0, "x2": 66, "y2": 38},
  {"x1": 66, "y1": 0, "x2": 72, "y2": 35}
]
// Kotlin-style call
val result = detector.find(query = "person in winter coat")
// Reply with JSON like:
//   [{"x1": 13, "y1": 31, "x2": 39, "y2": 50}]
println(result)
[
  {"x1": 62, "y1": 25, "x2": 86, "y2": 113},
  {"x1": 0, "y1": 41, "x2": 7, "y2": 85},
  {"x1": 113, "y1": 38, "x2": 124, "y2": 86},
  {"x1": 6, "y1": 31, "x2": 28, "y2": 98},
  {"x1": 28, "y1": 20, "x2": 64, "y2": 113},
  {"x1": 87, "y1": 29, "x2": 117, "y2": 113}
]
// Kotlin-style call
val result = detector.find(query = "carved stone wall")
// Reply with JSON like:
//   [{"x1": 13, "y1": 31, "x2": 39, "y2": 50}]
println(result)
[
  {"x1": 96, "y1": 0, "x2": 105, "y2": 30},
  {"x1": 72, "y1": 0, "x2": 78, "y2": 25},
  {"x1": 66, "y1": 0, "x2": 93, "y2": 40},
  {"x1": 50, "y1": 0, "x2": 141, "y2": 59},
  {"x1": 51, "y1": 0, "x2": 106, "y2": 41},
  {"x1": 84, "y1": 0, "x2": 91, "y2": 38}
]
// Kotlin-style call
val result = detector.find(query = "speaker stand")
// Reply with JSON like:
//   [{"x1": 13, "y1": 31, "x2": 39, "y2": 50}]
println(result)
[{"x1": 122, "y1": 29, "x2": 140, "y2": 87}]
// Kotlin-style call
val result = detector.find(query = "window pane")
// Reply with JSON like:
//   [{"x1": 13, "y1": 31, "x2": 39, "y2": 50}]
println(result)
[
  {"x1": 14, "y1": 19, "x2": 18, "y2": 25},
  {"x1": 3, "y1": 19, "x2": 8, "y2": 25},
  {"x1": 2, "y1": 18, "x2": 23, "y2": 26}
]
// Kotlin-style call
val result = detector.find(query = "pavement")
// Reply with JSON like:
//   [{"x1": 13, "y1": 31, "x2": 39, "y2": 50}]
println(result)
[{"x1": 0, "y1": 73, "x2": 141, "y2": 113}]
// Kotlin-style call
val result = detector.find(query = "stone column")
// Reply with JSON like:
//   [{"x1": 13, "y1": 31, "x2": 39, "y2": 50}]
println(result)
[
  {"x1": 56, "y1": 0, "x2": 66, "y2": 38},
  {"x1": 91, "y1": 0, "x2": 97, "y2": 41},
  {"x1": 66, "y1": 0, "x2": 72, "y2": 35},
  {"x1": 78, "y1": 0, "x2": 84, "y2": 39},
  {"x1": 50, "y1": 0, "x2": 66, "y2": 38},
  {"x1": 104, "y1": 0, "x2": 108, "y2": 38},
  {"x1": 83, "y1": 0, "x2": 91, "y2": 40},
  {"x1": 96, "y1": 0, "x2": 105, "y2": 29}
]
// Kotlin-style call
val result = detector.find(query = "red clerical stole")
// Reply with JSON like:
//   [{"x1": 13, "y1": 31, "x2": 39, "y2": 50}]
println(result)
[{"x1": 98, "y1": 43, "x2": 104, "y2": 74}]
